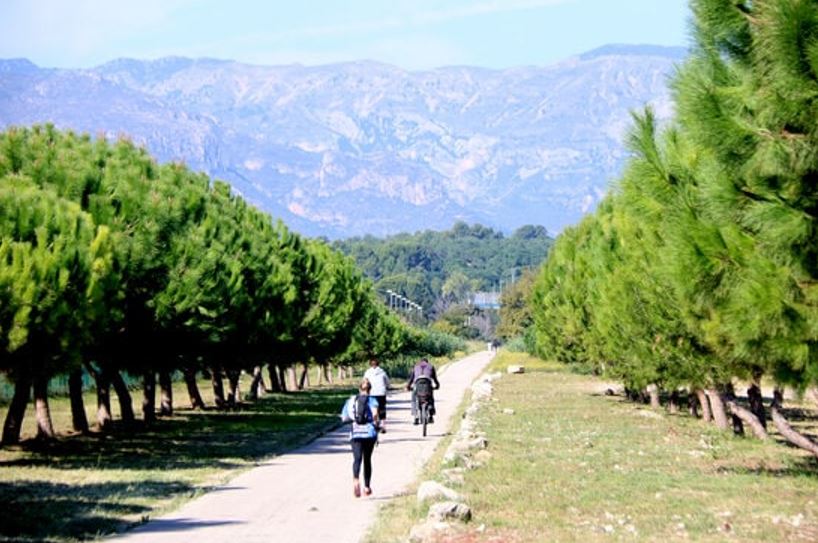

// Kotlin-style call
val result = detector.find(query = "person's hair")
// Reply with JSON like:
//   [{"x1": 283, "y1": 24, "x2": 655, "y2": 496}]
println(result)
[
  {"x1": 359, "y1": 378, "x2": 372, "y2": 393},
  {"x1": 369, "y1": 358, "x2": 379, "y2": 366},
  {"x1": 420, "y1": 358, "x2": 428, "y2": 364}
]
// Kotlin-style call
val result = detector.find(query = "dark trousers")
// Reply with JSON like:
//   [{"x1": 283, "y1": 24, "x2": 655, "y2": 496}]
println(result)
[
  {"x1": 372, "y1": 395, "x2": 387, "y2": 419},
  {"x1": 351, "y1": 438, "x2": 376, "y2": 487}
]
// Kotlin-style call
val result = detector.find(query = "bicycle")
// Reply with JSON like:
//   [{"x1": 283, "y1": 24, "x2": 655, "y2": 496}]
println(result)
[{"x1": 413, "y1": 376, "x2": 436, "y2": 437}]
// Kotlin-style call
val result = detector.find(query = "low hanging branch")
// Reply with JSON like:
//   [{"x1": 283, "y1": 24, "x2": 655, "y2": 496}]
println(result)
[
  {"x1": 724, "y1": 398, "x2": 768, "y2": 440},
  {"x1": 770, "y1": 404, "x2": 818, "y2": 458}
]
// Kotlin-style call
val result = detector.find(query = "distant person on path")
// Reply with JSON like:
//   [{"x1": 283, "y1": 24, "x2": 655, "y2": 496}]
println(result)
[
  {"x1": 363, "y1": 357, "x2": 391, "y2": 433},
  {"x1": 405, "y1": 358, "x2": 440, "y2": 425},
  {"x1": 341, "y1": 378, "x2": 380, "y2": 497}
]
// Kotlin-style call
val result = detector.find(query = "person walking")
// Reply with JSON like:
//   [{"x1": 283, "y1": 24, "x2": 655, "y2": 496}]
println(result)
[
  {"x1": 341, "y1": 378, "x2": 380, "y2": 497},
  {"x1": 363, "y1": 357, "x2": 390, "y2": 433}
]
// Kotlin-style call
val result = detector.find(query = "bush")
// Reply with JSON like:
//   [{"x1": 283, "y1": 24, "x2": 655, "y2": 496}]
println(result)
[{"x1": 405, "y1": 328, "x2": 467, "y2": 358}]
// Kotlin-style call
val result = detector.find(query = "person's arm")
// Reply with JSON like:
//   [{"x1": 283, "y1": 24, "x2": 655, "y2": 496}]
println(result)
[
  {"x1": 405, "y1": 370, "x2": 415, "y2": 390},
  {"x1": 431, "y1": 367, "x2": 440, "y2": 389},
  {"x1": 384, "y1": 373, "x2": 391, "y2": 391},
  {"x1": 369, "y1": 397, "x2": 380, "y2": 425}
]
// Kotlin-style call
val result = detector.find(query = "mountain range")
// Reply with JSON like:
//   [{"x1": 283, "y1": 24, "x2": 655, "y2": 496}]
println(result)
[{"x1": 0, "y1": 44, "x2": 686, "y2": 238}]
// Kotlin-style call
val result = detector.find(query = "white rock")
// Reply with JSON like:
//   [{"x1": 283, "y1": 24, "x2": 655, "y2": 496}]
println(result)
[
  {"x1": 503, "y1": 408, "x2": 515, "y2": 415},
  {"x1": 417, "y1": 481, "x2": 462, "y2": 504},
  {"x1": 428, "y1": 501, "x2": 472, "y2": 522},
  {"x1": 507, "y1": 365, "x2": 525, "y2": 374}
]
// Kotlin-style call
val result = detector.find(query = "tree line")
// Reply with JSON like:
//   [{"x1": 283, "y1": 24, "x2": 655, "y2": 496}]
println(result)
[
  {"x1": 0, "y1": 125, "x2": 438, "y2": 445},
  {"x1": 529, "y1": 0, "x2": 818, "y2": 456},
  {"x1": 334, "y1": 222, "x2": 553, "y2": 319}
]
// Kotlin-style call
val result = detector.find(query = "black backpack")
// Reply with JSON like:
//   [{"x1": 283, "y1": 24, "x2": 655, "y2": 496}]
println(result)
[{"x1": 352, "y1": 394, "x2": 369, "y2": 425}]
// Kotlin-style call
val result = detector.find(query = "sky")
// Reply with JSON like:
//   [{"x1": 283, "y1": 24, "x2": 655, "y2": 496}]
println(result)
[{"x1": 0, "y1": 0, "x2": 692, "y2": 70}]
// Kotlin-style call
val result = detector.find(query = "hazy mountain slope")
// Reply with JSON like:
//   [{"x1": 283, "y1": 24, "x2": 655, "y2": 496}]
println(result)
[{"x1": 0, "y1": 45, "x2": 685, "y2": 237}]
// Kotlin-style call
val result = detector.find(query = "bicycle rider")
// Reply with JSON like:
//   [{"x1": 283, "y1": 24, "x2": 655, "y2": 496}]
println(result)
[{"x1": 405, "y1": 358, "x2": 440, "y2": 425}]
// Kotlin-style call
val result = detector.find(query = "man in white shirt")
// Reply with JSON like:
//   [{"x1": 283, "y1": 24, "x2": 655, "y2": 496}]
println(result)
[{"x1": 363, "y1": 358, "x2": 390, "y2": 433}]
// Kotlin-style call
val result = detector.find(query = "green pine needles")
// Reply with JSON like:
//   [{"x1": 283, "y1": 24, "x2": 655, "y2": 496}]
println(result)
[
  {"x1": 0, "y1": 125, "x2": 417, "y2": 444},
  {"x1": 530, "y1": 0, "x2": 818, "y2": 454}
]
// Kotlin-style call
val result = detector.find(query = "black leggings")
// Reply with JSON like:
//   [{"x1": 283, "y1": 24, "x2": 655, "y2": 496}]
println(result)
[{"x1": 351, "y1": 438, "x2": 376, "y2": 486}]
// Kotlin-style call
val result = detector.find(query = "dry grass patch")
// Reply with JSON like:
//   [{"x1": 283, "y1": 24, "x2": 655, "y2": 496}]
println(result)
[{"x1": 375, "y1": 351, "x2": 818, "y2": 542}]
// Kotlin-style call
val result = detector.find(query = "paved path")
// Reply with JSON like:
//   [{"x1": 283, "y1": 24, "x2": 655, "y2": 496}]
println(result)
[{"x1": 116, "y1": 351, "x2": 495, "y2": 543}]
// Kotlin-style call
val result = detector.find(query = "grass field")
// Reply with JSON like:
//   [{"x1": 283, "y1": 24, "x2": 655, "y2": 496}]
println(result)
[
  {"x1": 371, "y1": 351, "x2": 818, "y2": 542},
  {"x1": 0, "y1": 377, "x2": 355, "y2": 542}
]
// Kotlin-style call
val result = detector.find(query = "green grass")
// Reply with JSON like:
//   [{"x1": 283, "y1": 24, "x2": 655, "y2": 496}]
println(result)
[
  {"x1": 0, "y1": 378, "x2": 355, "y2": 542},
  {"x1": 372, "y1": 351, "x2": 818, "y2": 542}
]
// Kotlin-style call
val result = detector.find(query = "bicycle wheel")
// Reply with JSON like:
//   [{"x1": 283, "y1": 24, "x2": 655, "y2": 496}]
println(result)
[{"x1": 421, "y1": 402, "x2": 428, "y2": 437}]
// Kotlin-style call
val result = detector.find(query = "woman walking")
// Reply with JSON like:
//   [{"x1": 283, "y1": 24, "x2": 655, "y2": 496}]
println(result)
[{"x1": 341, "y1": 378, "x2": 380, "y2": 497}]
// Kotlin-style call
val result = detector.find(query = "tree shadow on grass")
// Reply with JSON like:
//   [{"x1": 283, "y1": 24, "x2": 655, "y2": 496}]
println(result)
[
  {"x1": 1, "y1": 387, "x2": 355, "y2": 472},
  {"x1": 0, "y1": 479, "x2": 194, "y2": 541},
  {"x1": 715, "y1": 455, "x2": 818, "y2": 480}
]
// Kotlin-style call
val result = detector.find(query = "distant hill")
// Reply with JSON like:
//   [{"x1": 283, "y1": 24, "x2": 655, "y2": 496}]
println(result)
[
  {"x1": 0, "y1": 45, "x2": 685, "y2": 238},
  {"x1": 333, "y1": 222, "x2": 553, "y2": 316}
]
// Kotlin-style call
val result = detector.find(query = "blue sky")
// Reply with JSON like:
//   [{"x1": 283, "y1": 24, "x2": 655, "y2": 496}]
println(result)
[{"x1": 0, "y1": 0, "x2": 691, "y2": 69}]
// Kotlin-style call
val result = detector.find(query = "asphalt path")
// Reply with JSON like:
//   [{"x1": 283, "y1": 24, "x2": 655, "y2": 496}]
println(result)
[{"x1": 115, "y1": 350, "x2": 496, "y2": 543}]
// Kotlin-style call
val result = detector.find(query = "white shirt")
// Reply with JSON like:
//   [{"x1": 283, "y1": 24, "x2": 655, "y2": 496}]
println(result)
[{"x1": 363, "y1": 366, "x2": 390, "y2": 396}]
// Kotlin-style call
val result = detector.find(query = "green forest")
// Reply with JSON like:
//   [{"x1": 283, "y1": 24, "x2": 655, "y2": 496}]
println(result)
[
  {"x1": 528, "y1": 0, "x2": 818, "y2": 457},
  {"x1": 334, "y1": 223, "x2": 552, "y2": 318}
]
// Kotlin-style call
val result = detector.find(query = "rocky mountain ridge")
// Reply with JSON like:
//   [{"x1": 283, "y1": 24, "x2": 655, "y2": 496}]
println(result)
[{"x1": 0, "y1": 45, "x2": 686, "y2": 237}]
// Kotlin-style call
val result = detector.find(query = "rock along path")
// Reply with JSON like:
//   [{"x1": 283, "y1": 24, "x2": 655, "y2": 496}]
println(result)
[{"x1": 115, "y1": 350, "x2": 495, "y2": 543}]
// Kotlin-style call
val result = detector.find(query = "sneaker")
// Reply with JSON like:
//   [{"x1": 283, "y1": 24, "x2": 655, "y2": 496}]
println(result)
[
  {"x1": 379, "y1": 427, "x2": 387, "y2": 434},
  {"x1": 428, "y1": 416, "x2": 434, "y2": 424},
  {"x1": 354, "y1": 482, "x2": 361, "y2": 498},
  {"x1": 364, "y1": 487, "x2": 372, "y2": 496},
  {"x1": 413, "y1": 418, "x2": 419, "y2": 425}
]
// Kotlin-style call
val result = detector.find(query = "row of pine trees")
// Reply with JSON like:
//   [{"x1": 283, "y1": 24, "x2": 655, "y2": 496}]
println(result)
[
  {"x1": 530, "y1": 0, "x2": 818, "y2": 455},
  {"x1": 0, "y1": 125, "x2": 413, "y2": 445}
]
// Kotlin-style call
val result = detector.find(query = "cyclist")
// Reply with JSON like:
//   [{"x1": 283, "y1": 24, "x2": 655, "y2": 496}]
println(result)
[{"x1": 405, "y1": 358, "x2": 440, "y2": 425}]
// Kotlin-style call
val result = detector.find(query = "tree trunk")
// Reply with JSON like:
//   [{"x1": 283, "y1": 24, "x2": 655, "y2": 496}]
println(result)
[
  {"x1": 688, "y1": 390, "x2": 699, "y2": 418},
  {"x1": 706, "y1": 388, "x2": 730, "y2": 430},
  {"x1": 695, "y1": 389, "x2": 712, "y2": 422},
  {"x1": 278, "y1": 365, "x2": 288, "y2": 392},
  {"x1": 109, "y1": 369, "x2": 135, "y2": 424},
  {"x1": 647, "y1": 384, "x2": 660, "y2": 409},
  {"x1": 267, "y1": 364, "x2": 282, "y2": 393},
  {"x1": 747, "y1": 383, "x2": 767, "y2": 430},
  {"x1": 286, "y1": 366, "x2": 298, "y2": 392},
  {"x1": 142, "y1": 371, "x2": 156, "y2": 423},
  {"x1": 323, "y1": 364, "x2": 332, "y2": 385},
  {"x1": 86, "y1": 363, "x2": 113, "y2": 430},
  {"x1": 247, "y1": 366, "x2": 265, "y2": 401},
  {"x1": 773, "y1": 386, "x2": 785, "y2": 408},
  {"x1": 338, "y1": 366, "x2": 346, "y2": 381},
  {"x1": 668, "y1": 390, "x2": 680, "y2": 414},
  {"x1": 68, "y1": 369, "x2": 89, "y2": 433},
  {"x1": 297, "y1": 364, "x2": 309, "y2": 390},
  {"x1": 315, "y1": 365, "x2": 323, "y2": 386},
  {"x1": 725, "y1": 387, "x2": 745, "y2": 436},
  {"x1": 33, "y1": 376, "x2": 55, "y2": 440},
  {"x1": 725, "y1": 397, "x2": 768, "y2": 440},
  {"x1": 770, "y1": 405, "x2": 818, "y2": 457},
  {"x1": 183, "y1": 368, "x2": 206, "y2": 410},
  {"x1": 211, "y1": 368, "x2": 226, "y2": 408},
  {"x1": 2, "y1": 374, "x2": 31, "y2": 445},
  {"x1": 226, "y1": 370, "x2": 241, "y2": 406},
  {"x1": 158, "y1": 370, "x2": 173, "y2": 416}
]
